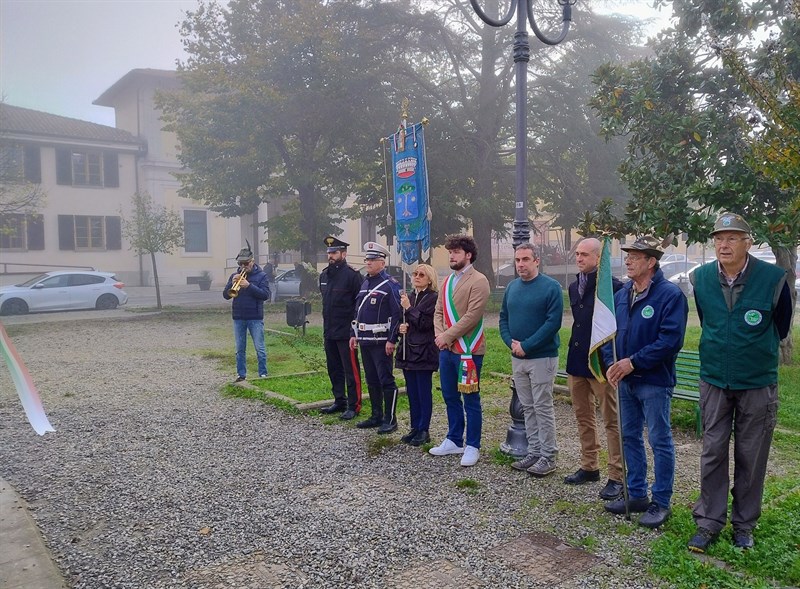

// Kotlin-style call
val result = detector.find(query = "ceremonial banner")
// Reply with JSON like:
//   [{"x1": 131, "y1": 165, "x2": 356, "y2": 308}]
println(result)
[
  {"x1": 389, "y1": 121, "x2": 431, "y2": 265},
  {"x1": 0, "y1": 321, "x2": 55, "y2": 435},
  {"x1": 589, "y1": 237, "x2": 617, "y2": 382}
]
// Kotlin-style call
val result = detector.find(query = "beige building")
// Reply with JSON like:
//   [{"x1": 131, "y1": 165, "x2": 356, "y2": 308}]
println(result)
[
  {"x1": 0, "y1": 103, "x2": 143, "y2": 284},
  {"x1": 1, "y1": 69, "x2": 387, "y2": 288}
]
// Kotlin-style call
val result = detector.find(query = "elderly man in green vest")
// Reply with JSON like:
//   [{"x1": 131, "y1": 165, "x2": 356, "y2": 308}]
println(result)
[{"x1": 687, "y1": 213, "x2": 793, "y2": 553}]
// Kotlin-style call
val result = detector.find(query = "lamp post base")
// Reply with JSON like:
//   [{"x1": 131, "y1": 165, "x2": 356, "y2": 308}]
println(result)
[{"x1": 500, "y1": 384, "x2": 528, "y2": 458}]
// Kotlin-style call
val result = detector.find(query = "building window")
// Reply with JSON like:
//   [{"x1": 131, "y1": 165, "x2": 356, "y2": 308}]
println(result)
[
  {"x1": 360, "y1": 215, "x2": 377, "y2": 243},
  {"x1": 58, "y1": 215, "x2": 121, "y2": 251},
  {"x1": 0, "y1": 214, "x2": 44, "y2": 251},
  {"x1": 0, "y1": 214, "x2": 25, "y2": 249},
  {"x1": 184, "y1": 209, "x2": 208, "y2": 253},
  {"x1": 72, "y1": 153, "x2": 103, "y2": 186},
  {"x1": 55, "y1": 149, "x2": 119, "y2": 188},
  {"x1": 74, "y1": 215, "x2": 105, "y2": 248},
  {"x1": 0, "y1": 143, "x2": 40, "y2": 183},
  {"x1": 0, "y1": 144, "x2": 23, "y2": 180}
]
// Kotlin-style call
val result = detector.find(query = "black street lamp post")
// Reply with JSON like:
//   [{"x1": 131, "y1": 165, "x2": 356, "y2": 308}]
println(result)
[{"x1": 469, "y1": 0, "x2": 575, "y2": 457}]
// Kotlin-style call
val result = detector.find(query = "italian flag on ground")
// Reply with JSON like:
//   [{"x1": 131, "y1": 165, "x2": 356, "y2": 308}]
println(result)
[{"x1": 588, "y1": 237, "x2": 617, "y2": 382}]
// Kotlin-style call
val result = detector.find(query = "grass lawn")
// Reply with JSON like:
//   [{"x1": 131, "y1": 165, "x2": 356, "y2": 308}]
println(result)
[{"x1": 211, "y1": 319, "x2": 800, "y2": 588}]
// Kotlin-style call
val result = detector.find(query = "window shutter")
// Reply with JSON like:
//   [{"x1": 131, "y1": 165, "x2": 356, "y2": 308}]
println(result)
[
  {"x1": 56, "y1": 149, "x2": 72, "y2": 185},
  {"x1": 103, "y1": 153, "x2": 119, "y2": 187},
  {"x1": 27, "y1": 215, "x2": 44, "y2": 250},
  {"x1": 58, "y1": 215, "x2": 74, "y2": 250},
  {"x1": 23, "y1": 146, "x2": 41, "y2": 183},
  {"x1": 106, "y1": 216, "x2": 121, "y2": 250}
]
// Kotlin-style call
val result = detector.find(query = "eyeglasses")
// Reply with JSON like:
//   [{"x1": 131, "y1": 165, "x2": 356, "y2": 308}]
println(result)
[
  {"x1": 238, "y1": 261, "x2": 250, "y2": 266},
  {"x1": 713, "y1": 236, "x2": 748, "y2": 245},
  {"x1": 412, "y1": 272, "x2": 426, "y2": 277},
  {"x1": 624, "y1": 254, "x2": 649, "y2": 262}
]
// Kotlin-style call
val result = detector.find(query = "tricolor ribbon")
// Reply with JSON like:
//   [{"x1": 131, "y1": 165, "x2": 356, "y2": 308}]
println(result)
[
  {"x1": 0, "y1": 321, "x2": 55, "y2": 435},
  {"x1": 442, "y1": 274, "x2": 484, "y2": 393}
]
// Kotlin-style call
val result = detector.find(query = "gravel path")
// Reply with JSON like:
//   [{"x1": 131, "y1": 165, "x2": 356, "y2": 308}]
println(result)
[{"x1": 0, "y1": 312, "x2": 707, "y2": 588}]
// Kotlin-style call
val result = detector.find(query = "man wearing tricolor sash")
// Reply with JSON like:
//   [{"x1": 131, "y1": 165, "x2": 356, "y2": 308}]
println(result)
[{"x1": 430, "y1": 235, "x2": 490, "y2": 467}]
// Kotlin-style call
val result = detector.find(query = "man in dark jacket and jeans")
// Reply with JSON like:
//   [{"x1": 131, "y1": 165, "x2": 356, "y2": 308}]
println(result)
[
  {"x1": 565, "y1": 237, "x2": 625, "y2": 500},
  {"x1": 223, "y1": 243, "x2": 271, "y2": 382},
  {"x1": 319, "y1": 236, "x2": 363, "y2": 420},
  {"x1": 602, "y1": 236, "x2": 688, "y2": 529}
]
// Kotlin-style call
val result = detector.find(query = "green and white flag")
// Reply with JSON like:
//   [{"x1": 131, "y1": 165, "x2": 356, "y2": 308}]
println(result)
[{"x1": 589, "y1": 237, "x2": 617, "y2": 382}]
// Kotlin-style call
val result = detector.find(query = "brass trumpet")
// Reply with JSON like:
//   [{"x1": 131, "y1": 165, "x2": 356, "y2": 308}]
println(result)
[{"x1": 228, "y1": 266, "x2": 248, "y2": 298}]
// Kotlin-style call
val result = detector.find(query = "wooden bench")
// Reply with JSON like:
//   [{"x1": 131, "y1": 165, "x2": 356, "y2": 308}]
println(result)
[
  {"x1": 555, "y1": 349, "x2": 702, "y2": 437},
  {"x1": 674, "y1": 349, "x2": 702, "y2": 437}
]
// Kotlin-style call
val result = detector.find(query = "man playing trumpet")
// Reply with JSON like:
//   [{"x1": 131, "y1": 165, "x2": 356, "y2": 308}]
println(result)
[{"x1": 223, "y1": 242, "x2": 271, "y2": 382}]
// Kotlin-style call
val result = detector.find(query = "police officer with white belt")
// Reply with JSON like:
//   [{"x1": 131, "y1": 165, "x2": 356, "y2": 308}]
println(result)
[{"x1": 349, "y1": 242, "x2": 403, "y2": 433}]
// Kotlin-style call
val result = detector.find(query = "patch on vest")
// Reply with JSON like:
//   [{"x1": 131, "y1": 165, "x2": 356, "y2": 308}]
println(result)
[
  {"x1": 641, "y1": 305, "x2": 655, "y2": 319},
  {"x1": 744, "y1": 309, "x2": 762, "y2": 326}
]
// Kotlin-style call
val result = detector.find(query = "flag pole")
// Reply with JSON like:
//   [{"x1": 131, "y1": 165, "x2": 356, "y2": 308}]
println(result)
[
  {"x1": 589, "y1": 235, "x2": 630, "y2": 519},
  {"x1": 399, "y1": 98, "x2": 409, "y2": 361},
  {"x1": 611, "y1": 340, "x2": 631, "y2": 520}
]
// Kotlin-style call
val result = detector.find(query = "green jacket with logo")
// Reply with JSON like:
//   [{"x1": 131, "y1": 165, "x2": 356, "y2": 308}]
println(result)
[{"x1": 693, "y1": 258, "x2": 786, "y2": 389}]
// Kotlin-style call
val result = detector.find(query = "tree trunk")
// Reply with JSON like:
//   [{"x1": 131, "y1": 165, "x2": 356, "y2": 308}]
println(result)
[
  {"x1": 775, "y1": 245, "x2": 797, "y2": 365},
  {"x1": 297, "y1": 183, "x2": 317, "y2": 263},
  {"x1": 151, "y1": 251, "x2": 162, "y2": 311},
  {"x1": 251, "y1": 208, "x2": 260, "y2": 262},
  {"x1": 472, "y1": 221, "x2": 495, "y2": 289}
]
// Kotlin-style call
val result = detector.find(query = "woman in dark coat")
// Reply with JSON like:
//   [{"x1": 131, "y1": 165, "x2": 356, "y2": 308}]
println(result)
[{"x1": 396, "y1": 263, "x2": 439, "y2": 446}]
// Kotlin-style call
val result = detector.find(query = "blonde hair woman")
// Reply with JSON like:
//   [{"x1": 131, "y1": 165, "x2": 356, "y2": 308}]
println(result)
[{"x1": 396, "y1": 263, "x2": 439, "y2": 446}]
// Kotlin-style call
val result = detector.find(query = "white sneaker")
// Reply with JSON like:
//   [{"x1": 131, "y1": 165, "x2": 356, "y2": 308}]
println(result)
[
  {"x1": 428, "y1": 438, "x2": 464, "y2": 456},
  {"x1": 460, "y1": 446, "x2": 480, "y2": 467}
]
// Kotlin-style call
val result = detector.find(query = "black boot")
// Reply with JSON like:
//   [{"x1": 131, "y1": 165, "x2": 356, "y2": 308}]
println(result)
[
  {"x1": 401, "y1": 429, "x2": 419, "y2": 444},
  {"x1": 339, "y1": 408, "x2": 358, "y2": 421},
  {"x1": 357, "y1": 415, "x2": 382, "y2": 429},
  {"x1": 377, "y1": 387, "x2": 398, "y2": 434},
  {"x1": 377, "y1": 419, "x2": 398, "y2": 434},
  {"x1": 320, "y1": 401, "x2": 346, "y2": 414},
  {"x1": 409, "y1": 430, "x2": 430, "y2": 446}
]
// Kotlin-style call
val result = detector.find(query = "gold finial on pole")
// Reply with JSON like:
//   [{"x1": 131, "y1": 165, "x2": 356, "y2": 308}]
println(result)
[{"x1": 401, "y1": 97, "x2": 410, "y2": 121}]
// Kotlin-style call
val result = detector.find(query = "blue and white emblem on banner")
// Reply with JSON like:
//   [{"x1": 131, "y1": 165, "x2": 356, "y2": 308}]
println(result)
[{"x1": 388, "y1": 122, "x2": 431, "y2": 265}]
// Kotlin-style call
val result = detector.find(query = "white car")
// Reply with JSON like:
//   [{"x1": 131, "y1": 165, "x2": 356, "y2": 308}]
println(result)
[
  {"x1": 0, "y1": 271, "x2": 128, "y2": 315},
  {"x1": 668, "y1": 260, "x2": 715, "y2": 297}
]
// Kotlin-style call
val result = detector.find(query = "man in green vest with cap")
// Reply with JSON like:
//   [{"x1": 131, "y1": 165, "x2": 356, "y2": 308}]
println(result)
[{"x1": 688, "y1": 212, "x2": 793, "y2": 553}]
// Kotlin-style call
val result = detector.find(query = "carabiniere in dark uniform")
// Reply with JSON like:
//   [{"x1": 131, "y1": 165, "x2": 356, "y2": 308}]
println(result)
[
  {"x1": 319, "y1": 236, "x2": 363, "y2": 420},
  {"x1": 351, "y1": 242, "x2": 402, "y2": 433}
]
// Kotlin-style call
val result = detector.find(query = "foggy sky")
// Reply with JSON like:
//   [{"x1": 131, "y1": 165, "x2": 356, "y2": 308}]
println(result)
[
  {"x1": 1, "y1": 0, "x2": 198, "y2": 126},
  {"x1": 1, "y1": 0, "x2": 670, "y2": 129}
]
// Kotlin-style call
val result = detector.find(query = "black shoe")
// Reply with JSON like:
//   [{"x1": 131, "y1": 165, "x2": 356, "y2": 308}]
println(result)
[
  {"x1": 733, "y1": 529, "x2": 754, "y2": 550},
  {"x1": 638, "y1": 502, "x2": 671, "y2": 529},
  {"x1": 320, "y1": 402, "x2": 346, "y2": 414},
  {"x1": 377, "y1": 421, "x2": 398, "y2": 434},
  {"x1": 564, "y1": 468, "x2": 600, "y2": 485},
  {"x1": 401, "y1": 429, "x2": 419, "y2": 444},
  {"x1": 687, "y1": 527, "x2": 719, "y2": 553},
  {"x1": 604, "y1": 496, "x2": 650, "y2": 515},
  {"x1": 234, "y1": 376, "x2": 246, "y2": 383},
  {"x1": 409, "y1": 430, "x2": 430, "y2": 446},
  {"x1": 356, "y1": 415, "x2": 382, "y2": 429},
  {"x1": 339, "y1": 409, "x2": 358, "y2": 421},
  {"x1": 599, "y1": 479, "x2": 624, "y2": 500}
]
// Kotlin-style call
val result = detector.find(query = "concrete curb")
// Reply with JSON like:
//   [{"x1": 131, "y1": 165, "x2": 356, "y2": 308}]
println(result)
[{"x1": 0, "y1": 477, "x2": 67, "y2": 589}]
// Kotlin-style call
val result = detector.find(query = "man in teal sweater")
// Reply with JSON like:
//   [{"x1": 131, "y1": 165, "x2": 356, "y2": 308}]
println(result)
[{"x1": 499, "y1": 243, "x2": 564, "y2": 477}]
